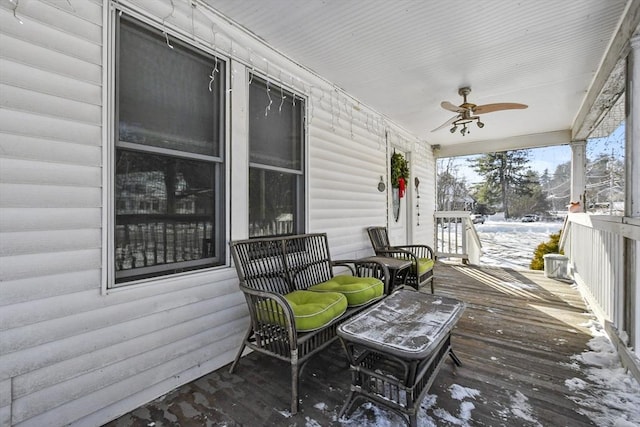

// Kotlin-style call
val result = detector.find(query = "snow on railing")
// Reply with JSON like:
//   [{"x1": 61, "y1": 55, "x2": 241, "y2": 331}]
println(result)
[
  {"x1": 561, "y1": 213, "x2": 640, "y2": 380},
  {"x1": 434, "y1": 211, "x2": 482, "y2": 264}
]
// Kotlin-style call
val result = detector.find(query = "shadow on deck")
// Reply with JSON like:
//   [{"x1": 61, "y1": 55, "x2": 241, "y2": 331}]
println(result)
[{"x1": 105, "y1": 263, "x2": 605, "y2": 426}]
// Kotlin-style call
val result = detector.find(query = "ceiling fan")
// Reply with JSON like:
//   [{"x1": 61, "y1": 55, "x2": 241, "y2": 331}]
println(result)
[{"x1": 432, "y1": 87, "x2": 528, "y2": 136}]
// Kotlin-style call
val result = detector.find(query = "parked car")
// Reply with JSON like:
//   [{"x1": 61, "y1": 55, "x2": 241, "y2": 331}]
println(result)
[
  {"x1": 470, "y1": 213, "x2": 486, "y2": 224},
  {"x1": 521, "y1": 214, "x2": 537, "y2": 222}
]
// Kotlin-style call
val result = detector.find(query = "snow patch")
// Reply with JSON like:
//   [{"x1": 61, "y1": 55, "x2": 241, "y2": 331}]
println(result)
[
  {"x1": 432, "y1": 401, "x2": 475, "y2": 426},
  {"x1": 565, "y1": 377, "x2": 588, "y2": 391},
  {"x1": 564, "y1": 323, "x2": 640, "y2": 426},
  {"x1": 313, "y1": 402, "x2": 328, "y2": 411},
  {"x1": 509, "y1": 391, "x2": 542, "y2": 426},
  {"x1": 339, "y1": 402, "x2": 406, "y2": 427},
  {"x1": 449, "y1": 384, "x2": 481, "y2": 401},
  {"x1": 459, "y1": 401, "x2": 475, "y2": 422},
  {"x1": 305, "y1": 417, "x2": 322, "y2": 427},
  {"x1": 277, "y1": 409, "x2": 292, "y2": 418}
]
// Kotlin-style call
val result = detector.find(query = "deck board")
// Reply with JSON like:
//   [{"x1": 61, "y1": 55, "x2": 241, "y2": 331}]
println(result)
[{"x1": 104, "y1": 263, "x2": 610, "y2": 426}]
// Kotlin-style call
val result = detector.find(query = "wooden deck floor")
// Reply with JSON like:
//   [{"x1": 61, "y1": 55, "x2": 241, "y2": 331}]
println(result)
[{"x1": 105, "y1": 263, "x2": 606, "y2": 426}]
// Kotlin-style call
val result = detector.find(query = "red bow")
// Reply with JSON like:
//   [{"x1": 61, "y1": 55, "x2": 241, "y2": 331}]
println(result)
[{"x1": 398, "y1": 177, "x2": 406, "y2": 198}]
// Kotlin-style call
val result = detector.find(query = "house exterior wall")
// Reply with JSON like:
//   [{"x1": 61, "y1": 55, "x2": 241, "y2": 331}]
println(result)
[{"x1": 0, "y1": 1, "x2": 435, "y2": 426}]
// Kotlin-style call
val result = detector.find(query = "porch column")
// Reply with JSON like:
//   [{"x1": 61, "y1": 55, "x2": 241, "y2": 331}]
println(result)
[
  {"x1": 625, "y1": 34, "x2": 640, "y2": 350},
  {"x1": 570, "y1": 141, "x2": 587, "y2": 212},
  {"x1": 627, "y1": 35, "x2": 640, "y2": 218}
]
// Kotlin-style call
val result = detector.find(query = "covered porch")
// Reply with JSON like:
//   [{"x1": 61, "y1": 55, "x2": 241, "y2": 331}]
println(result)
[
  {"x1": 2, "y1": 1, "x2": 640, "y2": 426},
  {"x1": 106, "y1": 262, "x2": 634, "y2": 426}
]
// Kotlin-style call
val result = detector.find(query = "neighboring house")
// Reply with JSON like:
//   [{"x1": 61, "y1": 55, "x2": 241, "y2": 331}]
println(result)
[{"x1": 0, "y1": 1, "x2": 433, "y2": 426}]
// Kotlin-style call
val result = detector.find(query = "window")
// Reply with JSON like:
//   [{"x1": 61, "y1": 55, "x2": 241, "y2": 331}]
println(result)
[
  {"x1": 248, "y1": 76, "x2": 305, "y2": 237},
  {"x1": 113, "y1": 15, "x2": 225, "y2": 285}
]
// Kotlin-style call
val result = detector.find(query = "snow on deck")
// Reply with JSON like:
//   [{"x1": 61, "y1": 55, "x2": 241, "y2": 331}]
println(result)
[{"x1": 105, "y1": 262, "x2": 640, "y2": 427}]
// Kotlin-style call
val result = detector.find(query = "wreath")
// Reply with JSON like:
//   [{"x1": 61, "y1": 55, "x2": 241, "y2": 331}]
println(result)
[{"x1": 390, "y1": 152, "x2": 409, "y2": 197}]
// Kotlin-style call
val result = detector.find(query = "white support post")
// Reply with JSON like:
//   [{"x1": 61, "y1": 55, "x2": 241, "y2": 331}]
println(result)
[
  {"x1": 230, "y1": 60, "x2": 250, "y2": 241},
  {"x1": 627, "y1": 35, "x2": 640, "y2": 218},
  {"x1": 570, "y1": 141, "x2": 587, "y2": 212},
  {"x1": 625, "y1": 34, "x2": 640, "y2": 351}
]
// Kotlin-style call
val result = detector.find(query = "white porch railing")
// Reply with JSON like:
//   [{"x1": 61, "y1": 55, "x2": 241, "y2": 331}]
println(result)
[
  {"x1": 560, "y1": 214, "x2": 639, "y2": 325},
  {"x1": 560, "y1": 213, "x2": 640, "y2": 379},
  {"x1": 434, "y1": 211, "x2": 482, "y2": 264}
]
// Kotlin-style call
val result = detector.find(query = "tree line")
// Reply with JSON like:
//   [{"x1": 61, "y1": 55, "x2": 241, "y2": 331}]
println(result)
[{"x1": 437, "y1": 150, "x2": 625, "y2": 219}]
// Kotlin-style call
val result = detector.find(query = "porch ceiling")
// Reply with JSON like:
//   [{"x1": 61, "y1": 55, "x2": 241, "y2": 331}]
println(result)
[{"x1": 205, "y1": 0, "x2": 636, "y2": 153}]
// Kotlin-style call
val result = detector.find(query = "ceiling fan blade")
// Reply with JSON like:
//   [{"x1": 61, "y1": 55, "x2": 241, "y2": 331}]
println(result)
[
  {"x1": 441, "y1": 101, "x2": 466, "y2": 113},
  {"x1": 431, "y1": 115, "x2": 458, "y2": 132},
  {"x1": 474, "y1": 103, "x2": 528, "y2": 114}
]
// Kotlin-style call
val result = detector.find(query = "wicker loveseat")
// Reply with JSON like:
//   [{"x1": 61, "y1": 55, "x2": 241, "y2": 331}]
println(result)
[{"x1": 228, "y1": 233, "x2": 390, "y2": 414}]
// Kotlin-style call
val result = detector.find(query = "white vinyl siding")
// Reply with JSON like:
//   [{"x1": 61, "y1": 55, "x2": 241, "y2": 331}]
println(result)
[
  {"x1": 0, "y1": 1, "x2": 243, "y2": 425},
  {"x1": 0, "y1": 1, "x2": 436, "y2": 426}
]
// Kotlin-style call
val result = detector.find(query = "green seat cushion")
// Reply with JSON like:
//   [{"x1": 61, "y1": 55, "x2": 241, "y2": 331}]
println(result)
[
  {"x1": 309, "y1": 275, "x2": 384, "y2": 306},
  {"x1": 257, "y1": 290, "x2": 347, "y2": 332},
  {"x1": 415, "y1": 258, "x2": 435, "y2": 275}
]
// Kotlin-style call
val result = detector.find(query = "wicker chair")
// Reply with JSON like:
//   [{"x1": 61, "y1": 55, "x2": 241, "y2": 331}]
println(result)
[
  {"x1": 228, "y1": 233, "x2": 389, "y2": 414},
  {"x1": 367, "y1": 226, "x2": 435, "y2": 293}
]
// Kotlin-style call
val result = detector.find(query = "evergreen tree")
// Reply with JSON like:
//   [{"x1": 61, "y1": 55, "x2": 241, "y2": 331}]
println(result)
[
  {"x1": 468, "y1": 150, "x2": 532, "y2": 219},
  {"x1": 509, "y1": 170, "x2": 551, "y2": 218}
]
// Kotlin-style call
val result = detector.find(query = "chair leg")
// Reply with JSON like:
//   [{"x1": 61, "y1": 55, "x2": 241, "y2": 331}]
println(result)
[
  {"x1": 228, "y1": 327, "x2": 252, "y2": 374},
  {"x1": 291, "y1": 356, "x2": 300, "y2": 414},
  {"x1": 338, "y1": 390, "x2": 357, "y2": 420}
]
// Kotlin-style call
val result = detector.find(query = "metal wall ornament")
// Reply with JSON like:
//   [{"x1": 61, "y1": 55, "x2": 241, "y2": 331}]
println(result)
[{"x1": 415, "y1": 177, "x2": 421, "y2": 226}]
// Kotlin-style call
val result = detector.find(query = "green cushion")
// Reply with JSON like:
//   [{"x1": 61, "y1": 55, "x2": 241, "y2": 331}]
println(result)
[
  {"x1": 415, "y1": 258, "x2": 435, "y2": 275},
  {"x1": 256, "y1": 290, "x2": 347, "y2": 332},
  {"x1": 309, "y1": 275, "x2": 384, "y2": 306}
]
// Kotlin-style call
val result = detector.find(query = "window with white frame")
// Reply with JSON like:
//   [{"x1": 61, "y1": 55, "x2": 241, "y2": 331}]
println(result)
[
  {"x1": 248, "y1": 76, "x2": 305, "y2": 237},
  {"x1": 112, "y1": 14, "x2": 225, "y2": 285}
]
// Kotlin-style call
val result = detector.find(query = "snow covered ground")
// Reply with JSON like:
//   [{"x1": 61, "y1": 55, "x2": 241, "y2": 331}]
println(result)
[{"x1": 474, "y1": 218, "x2": 564, "y2": 270}]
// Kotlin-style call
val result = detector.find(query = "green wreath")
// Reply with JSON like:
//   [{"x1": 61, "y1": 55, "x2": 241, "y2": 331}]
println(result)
[{"x1": 390, "y1": 152, "x2": 409, "y2": 188}]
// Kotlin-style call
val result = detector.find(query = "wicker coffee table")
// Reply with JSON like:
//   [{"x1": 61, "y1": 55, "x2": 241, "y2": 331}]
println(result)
[{"x1": 337, "y1": 289, "x2": 465, "y2": 427}]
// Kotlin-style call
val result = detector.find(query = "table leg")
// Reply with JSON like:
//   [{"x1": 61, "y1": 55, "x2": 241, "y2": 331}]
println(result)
[{"x1": 449, "y1": 349, "x2": 462, "y2": 366}]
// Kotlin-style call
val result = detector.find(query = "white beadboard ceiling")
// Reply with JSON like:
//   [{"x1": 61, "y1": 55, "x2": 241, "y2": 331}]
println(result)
[{"x1": 205, "y1": 0, "x2": 632, "y2": 149}]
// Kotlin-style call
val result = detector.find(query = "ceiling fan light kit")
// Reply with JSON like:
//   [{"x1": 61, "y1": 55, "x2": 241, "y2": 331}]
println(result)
[{"x1": 432, "y1": 87, "x2": 527, "y2": 136}]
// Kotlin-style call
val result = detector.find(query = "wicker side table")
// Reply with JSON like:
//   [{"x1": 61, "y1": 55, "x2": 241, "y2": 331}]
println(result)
[{"x1": 359, "y1": 256, "x2": 412, "y2": 291}]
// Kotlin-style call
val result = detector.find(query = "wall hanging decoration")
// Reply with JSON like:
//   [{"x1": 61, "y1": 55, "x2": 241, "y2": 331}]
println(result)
[
  {"x1": 415, "y1": 177, "x2": 421, "y2": 226},
  {"x1": 390, "y1": 151, "x2": 409, "y2": 222}
]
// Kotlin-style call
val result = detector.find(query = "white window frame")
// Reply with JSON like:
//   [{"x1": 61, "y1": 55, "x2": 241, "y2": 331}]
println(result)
[
  {"x1": 247, "y1": 74, "x2": 306, "y2": 238},
  {"x1": 102, "y1": 5, "x2": 231, "y2": 292}
]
